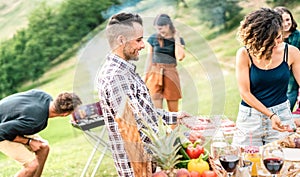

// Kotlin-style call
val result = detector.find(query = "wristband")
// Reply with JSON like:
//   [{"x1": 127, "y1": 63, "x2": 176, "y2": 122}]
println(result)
[
  {"x1": 269, "y1": 113, "x2": 277, "y2": 120},
  {"x1": 26, "y1": 138, "x2": 32, "y2": 146}
]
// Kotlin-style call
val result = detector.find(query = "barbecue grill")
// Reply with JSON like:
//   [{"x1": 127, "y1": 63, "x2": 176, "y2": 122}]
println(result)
[{"x1": 71, "y1": 102, "x2": 110, "y2": 177}]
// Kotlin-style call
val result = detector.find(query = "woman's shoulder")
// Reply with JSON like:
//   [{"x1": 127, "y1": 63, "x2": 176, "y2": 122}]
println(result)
[
  {"x1": 149, "y1": 33, "x2": 158, "y2": 39},
  {"x1": 147, "y1": 33, "x2": 158, "y2": 43},
  {"x1": 236, "y1": 47, "x2": 251, "y2": 64},
  {"x1": 236, "y1": 47, "x2": 248, "y2": 56},
  {"x1": 287, "y1": 42, "x2": 300, "y2": 62},
  {"x1": 287, "y1": 42, "x2": 299, "y2": 51}
]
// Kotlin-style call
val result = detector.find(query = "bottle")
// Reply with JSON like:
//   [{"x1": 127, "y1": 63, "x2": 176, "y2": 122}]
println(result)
[
  {"x1": 210, "y1": 129, "x2": 227, "y2": 160},
  {"x1": 244, "y1": 145, "x2": 260, "y2": 176}
]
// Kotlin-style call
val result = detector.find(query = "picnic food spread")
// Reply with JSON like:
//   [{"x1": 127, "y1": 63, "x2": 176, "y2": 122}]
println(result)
[{"x1": 151, "y1": 116, "x2": 300, "y2": 177}]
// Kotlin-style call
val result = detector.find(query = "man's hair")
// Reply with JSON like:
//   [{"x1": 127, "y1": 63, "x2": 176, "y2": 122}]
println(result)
[
  {"x1": 53, "y1": 92, "x2": 82, "y2": 114},
  {"x1": 237, "y1": 8, "x2": 282, "y2": 61},
  {"x1": 108, "y1": 12, "x2": 142, "y2": 26},
  {"x1": 106, "y1": 12, "x2": 143, "y2": 49}
]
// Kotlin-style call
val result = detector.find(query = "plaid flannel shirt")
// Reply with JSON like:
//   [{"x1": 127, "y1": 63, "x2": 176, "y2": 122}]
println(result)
[
  {"x1": 97, "y1": 53, "x2": 177, "y2": 177},
  {"x1": 285, "y1": 30, "x2": 300, "y2": 93}
]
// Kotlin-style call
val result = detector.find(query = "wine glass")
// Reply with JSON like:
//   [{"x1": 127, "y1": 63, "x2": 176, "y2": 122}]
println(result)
[
  {"x1": 262, "y1": 146, "x2": 284, "y2": 177},
  {"x1": 219, "y1": 144, "x2": 240, "y2": 177}
]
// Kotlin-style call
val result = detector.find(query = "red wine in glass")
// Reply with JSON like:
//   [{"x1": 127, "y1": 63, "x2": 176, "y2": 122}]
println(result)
[
  {"x1": 219, "y1": 155, "x2": 239, "y2": 172},
  {"x1": 263, "y1": 157, "x2": 283, "y2": 174}
]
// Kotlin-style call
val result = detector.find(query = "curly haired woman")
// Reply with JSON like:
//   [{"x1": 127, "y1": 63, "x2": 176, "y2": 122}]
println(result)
[{"x1": 232, "y1": 8, "x2": 300, "y2": 146}]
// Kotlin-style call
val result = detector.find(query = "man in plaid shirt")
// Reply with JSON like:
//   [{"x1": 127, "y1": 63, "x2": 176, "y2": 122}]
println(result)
[{"x1": 96, "y1": 12, "x2": 191, "y2": 176}]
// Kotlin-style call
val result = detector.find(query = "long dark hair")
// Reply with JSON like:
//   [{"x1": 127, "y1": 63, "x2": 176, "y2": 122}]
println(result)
[
  {"x1": 153, "y1": 14, "x2": 175, "y2": 47},
  {"x1": 274, "y1": 6, "x2": 297, "y2": 32}
]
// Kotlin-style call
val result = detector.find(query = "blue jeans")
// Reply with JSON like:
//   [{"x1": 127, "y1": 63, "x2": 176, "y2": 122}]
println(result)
[{"x1": 232, "y1": 100, "x2": 296, "y2": 147}]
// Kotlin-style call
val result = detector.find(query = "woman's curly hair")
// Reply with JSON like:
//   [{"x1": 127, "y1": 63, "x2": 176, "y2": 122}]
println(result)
[
  {"x1": 53, "y1": 92, "x2": 82, "y2": 114},
  {"x1": 237, "y1": 8, "x2": 282, "y2": 61}
]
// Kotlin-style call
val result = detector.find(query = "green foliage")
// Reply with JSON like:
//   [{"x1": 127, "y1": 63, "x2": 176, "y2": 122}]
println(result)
[
  {"x1": 0, "y1": 0, "x2": 119, "y2": 98},
  {"x1": 268, "y1": 0, "x2": 299, "y2": 7},
  {"x1": 196, "y1": 0, "x2": 243, "y2": 30}
]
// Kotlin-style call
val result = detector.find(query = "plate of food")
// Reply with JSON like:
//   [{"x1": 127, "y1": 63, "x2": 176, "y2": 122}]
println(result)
[{"x1": 283, "y1": 148, "x2": 300, "y2": 161}]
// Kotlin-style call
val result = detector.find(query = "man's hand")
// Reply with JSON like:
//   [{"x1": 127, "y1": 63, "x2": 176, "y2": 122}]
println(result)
[
  {"x1": 188, "y1": 130, "x2": 205, "y2": 144},
  {"x1": 177, "y1": 111, "x2": 191, "y2": 123},
  {"x1": 28, "y1": 139, "x2": 49, "y2": 152}
]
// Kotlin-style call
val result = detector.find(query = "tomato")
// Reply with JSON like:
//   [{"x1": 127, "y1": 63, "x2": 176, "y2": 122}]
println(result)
[
  {"x1": 190, "y1": 171, "x2": 201, "y2": 177},
  {"x1": 186, "y1": 143, "x2": 204, "y2": 159},
  {"x1": 201, "y1": 170, "x2": 217, "y2": 177},
  {"x1": 187, "y1": 158, "x2": 209, "y2": 175}
]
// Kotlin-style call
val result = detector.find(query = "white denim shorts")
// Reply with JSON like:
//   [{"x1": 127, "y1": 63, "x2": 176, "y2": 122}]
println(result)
[{"x1": 232, "y1": 100, "x2": 296, "y2": 147}]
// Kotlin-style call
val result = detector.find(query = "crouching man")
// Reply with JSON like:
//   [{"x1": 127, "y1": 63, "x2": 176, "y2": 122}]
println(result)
[{"x1": 0, "y1": 89, "x2": 82, "y2": 177}]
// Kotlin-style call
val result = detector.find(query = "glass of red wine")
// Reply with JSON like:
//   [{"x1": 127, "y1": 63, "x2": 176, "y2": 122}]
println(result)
[
  {"x1": 219, "y1": 144, "x2": 240, "y2": 177},
  {"x1": 262, "y1": 145, "x2": 284, "y2": 177}
]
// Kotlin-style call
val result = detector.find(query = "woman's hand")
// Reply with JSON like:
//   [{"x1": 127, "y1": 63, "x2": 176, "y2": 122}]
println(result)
[
  {"x1": 173, "y1": 30, "x2": 185, "y2": 61},
  {"x1": 271, "y1": 115, "x2": 287, "y2": 132},
  {"x1": 174, "y1": 30, "x2": 180, "y2": 39},
  {"x1": 294, "y1": 118, "x2": 300, "y2": 127}
]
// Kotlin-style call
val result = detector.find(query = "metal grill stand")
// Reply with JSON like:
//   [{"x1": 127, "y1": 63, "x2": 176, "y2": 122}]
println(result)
[
  {"x1": 71, "y1": 102, "x2": 111, "y2": 177},
  {"x1": 80, "y1": 127, "x2": 109, "y2": 177}
]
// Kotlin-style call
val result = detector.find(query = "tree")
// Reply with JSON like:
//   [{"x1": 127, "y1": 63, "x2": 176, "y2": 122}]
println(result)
[
  {"x1": 196, "y1": 0, "x2": 242, "y2": 30},
  {"x1": 0, "y1": 0, "x2": 119, "y2": 98}
]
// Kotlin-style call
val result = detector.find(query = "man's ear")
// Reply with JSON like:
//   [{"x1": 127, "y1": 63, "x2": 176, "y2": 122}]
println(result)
[{"x1": 117, "y1": 35, "x2": 125, "y2": 45}]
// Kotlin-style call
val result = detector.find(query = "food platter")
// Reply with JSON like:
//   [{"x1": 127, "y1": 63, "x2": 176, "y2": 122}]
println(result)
[{"x1": 283, "y1": 148, "x2": 300, "y2": 161}]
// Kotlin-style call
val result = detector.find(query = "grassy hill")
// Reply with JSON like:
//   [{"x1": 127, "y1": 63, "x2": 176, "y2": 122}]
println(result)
[
  {"x1": 0, "y1": 0, "x2": 64, "y2": 41},
  {"x1": 1, "y1": 0, "x2": 300, "y2": 176}
]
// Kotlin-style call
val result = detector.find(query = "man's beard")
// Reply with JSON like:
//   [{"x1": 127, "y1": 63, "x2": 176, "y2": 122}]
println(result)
[{"x1": 123, "y1": 46, "x2": 139, "y2": 61}]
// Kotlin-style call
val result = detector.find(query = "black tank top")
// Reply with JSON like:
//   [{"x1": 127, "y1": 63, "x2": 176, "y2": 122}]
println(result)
[{"x1": 241, "y1": 43, "x2": 290, "y2": 107}]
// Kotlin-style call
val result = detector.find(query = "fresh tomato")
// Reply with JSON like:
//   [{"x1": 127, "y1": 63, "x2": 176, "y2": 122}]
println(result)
[
  {"x1": 190, "y1": 171, "x2": 201, "y2": 177},
  {"x1": 201, "y1": 170, "x2": 217, "y2": 177},
  {"x1": 186, "y1": 143, "x2": 204, "y2": 159}
]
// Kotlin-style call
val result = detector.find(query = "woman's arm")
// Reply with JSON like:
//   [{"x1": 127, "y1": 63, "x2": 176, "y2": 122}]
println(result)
[
  {"x1": 174, "y1": 31, "x2": 185, "y2": 61},
  {"x1": 289, "y1": 45, "x2": 300, "y2": 85},
  {"x1": 236, "y1": 47, "x2": 285, "y2": 131}
]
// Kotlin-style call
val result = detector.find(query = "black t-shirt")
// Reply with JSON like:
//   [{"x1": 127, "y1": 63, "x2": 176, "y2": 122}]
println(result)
[
  {"x1": 147, "y1": 33, "x2": 185, "y2": 64},
  {"x1": 0, "y1": 89, "x2": 52, "y2": 141}
]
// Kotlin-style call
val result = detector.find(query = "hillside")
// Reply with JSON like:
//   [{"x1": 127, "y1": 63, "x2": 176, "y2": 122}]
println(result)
[
  {"x1": 2, "y1": 0, "x2": 300, "y2": 138},
  {"x1": 0, "y1": 0, "x2": 63, "y2": 41}
]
